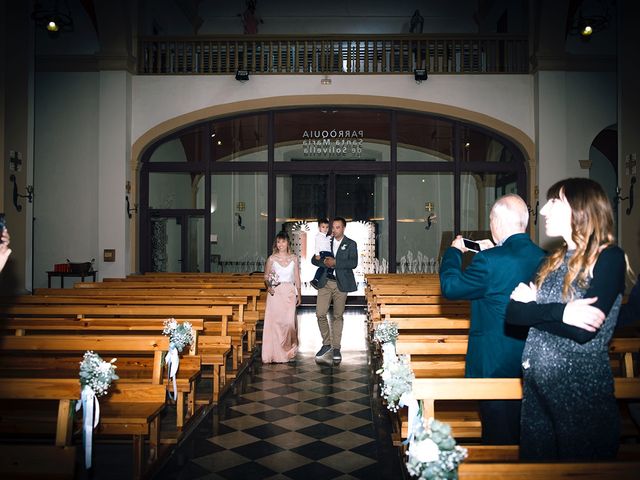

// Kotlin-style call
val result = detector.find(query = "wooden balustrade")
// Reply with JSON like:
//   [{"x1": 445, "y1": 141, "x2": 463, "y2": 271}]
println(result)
[{"x1": 139, "y1": 34, "x2": 528, "y2": 75}]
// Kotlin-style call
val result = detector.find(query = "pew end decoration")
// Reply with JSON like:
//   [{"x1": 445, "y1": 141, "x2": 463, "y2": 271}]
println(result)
[
  {"x1": 406, "y1": 417, "x2": 468, "y2": 480},
  {"x1": 377, "y1": 353, "x2": 414, "y2": 412},
  {"x1": 77, "y1": 351, "x2": 119, "y2": 469},
  {"x1": 374, "y1": 320, "x2": 399, "y2": 345},
  {"x1": 374, "y1": 320, "x2": 399, "y2": 360},
  {"x1": 163, "y1": 318, "x2": 195, "y2": 400}
]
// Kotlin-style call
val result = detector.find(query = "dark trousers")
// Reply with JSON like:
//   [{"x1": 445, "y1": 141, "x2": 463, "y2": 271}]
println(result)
[
  {"x1": 479, "y1": 400, "x2": 521, "y2": 445},
  {"x1": 312, "y1": 251, "x2": 334, "y2": 282}
]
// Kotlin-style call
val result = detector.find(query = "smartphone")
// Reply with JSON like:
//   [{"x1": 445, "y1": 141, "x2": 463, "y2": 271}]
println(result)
[
  {"x1": 0, "y1": 213, "x2": 5, "y2": 243},
  {"x1": 462, "y1": 238, "x2": 481, "y2": 252}
]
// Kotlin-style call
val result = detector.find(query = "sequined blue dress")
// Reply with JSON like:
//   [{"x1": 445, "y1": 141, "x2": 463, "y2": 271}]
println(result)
[{"x1": 506, "y1": 246, "x2": 626, "y2": 461}]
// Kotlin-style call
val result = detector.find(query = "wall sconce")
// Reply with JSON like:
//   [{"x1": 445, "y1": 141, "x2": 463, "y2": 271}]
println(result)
[
  {"x1": 235, "y1": 213, "x2": 246, "y2": 230},
  {"x1": 414, "y1": 69, "x2": 428, "y2": 83},
  {"x1": 235, "y1": 69, "x2": 249, "y2": 82},
  {"x1": 125, "y1": 181, "x2": 137, "y2": 218},
  {"x1": 425, "y1": 202, "x2": 437, "y2": 230},
  {"x1": 10, "y1": 175, "x2": 33, "y2": 212},
  {"x1": 236, "y1": 201, "x2": 245, "y2": 211},
  {"x1": 527, "y1": 200, "x2": 539, "y2": 225},
  {"x1": 320, "y1": 75, "x2": 332, "y2": 85},
  {"x1": 615, "y1": 176, "x2": 636, "y2": 216}
]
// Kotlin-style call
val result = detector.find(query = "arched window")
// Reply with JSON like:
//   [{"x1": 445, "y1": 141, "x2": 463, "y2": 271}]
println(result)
[{"x1": 140, "y1": 108, "x2": 527, "y2": 277}]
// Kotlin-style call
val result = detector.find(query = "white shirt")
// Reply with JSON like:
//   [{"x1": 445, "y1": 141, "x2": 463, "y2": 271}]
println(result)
[
  {"x1": 332, "y1": 236, "x2": 344, "y2": 256},
  {"x1": 315, "y1": 232, "x2": 331, "y2": 255}
]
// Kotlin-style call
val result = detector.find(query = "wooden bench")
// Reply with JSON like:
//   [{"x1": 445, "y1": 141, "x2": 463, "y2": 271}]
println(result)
[
  {"x1": 405, "y1": 377, "x2": 640, "y2": 440},
  {"x1": 29, "y1": 287, "x2": 263, "y2": 351},
  {"x1": 0, "y1": 377, "x2": 165, "y2": 479}
]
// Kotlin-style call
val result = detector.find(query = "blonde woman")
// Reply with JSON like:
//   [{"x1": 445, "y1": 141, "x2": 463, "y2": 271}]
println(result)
[
  {"x1": 261, "y1": 231, "x2": 301, "y2": 363},
  {"x1": 507, "y1": 178, "x2": 629, "y2": 460}
]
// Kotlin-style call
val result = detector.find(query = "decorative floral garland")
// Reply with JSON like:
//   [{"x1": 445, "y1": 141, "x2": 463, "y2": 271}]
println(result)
[
  {"x1": 377, "y1": 353, "x2": 414, "y2": 412},
  {"x1": 406, "y1": 418, "x2": 468, "y2": 480},
  {"x1": 76, "y1": 351, "x2": 118, "y2": 469},
  {"x1": 374, "y1": 323, "x2": 467, "y2": 479},
  {"x1": 163, "y1": 318, "x2": 195, "y2": 400},
  {"x1": 374, "y1": 320, "x2": 399, "y2": 345}
]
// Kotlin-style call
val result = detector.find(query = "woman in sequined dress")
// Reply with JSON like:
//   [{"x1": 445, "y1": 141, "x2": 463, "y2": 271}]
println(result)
[
  {"x1": 506, "y1": 178, "x2": 629, "y2": 461},
  {"x1": 261, "y1": 232, "x2": 301, "y2": 364}
]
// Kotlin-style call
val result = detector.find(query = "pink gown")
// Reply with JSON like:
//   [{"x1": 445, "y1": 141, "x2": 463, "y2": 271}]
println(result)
[{"x1": 261, "y1": 259, "x2": 298, "y2": 363}]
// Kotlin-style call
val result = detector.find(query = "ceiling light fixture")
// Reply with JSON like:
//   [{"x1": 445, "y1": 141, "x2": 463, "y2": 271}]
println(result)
[{"x1": 32, "y1": 1, "x2": 74, "y2": 38}]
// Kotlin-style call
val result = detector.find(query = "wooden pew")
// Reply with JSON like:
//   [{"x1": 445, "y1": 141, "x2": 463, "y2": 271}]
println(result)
[
  {"x1": 0, "y1": 335, "x2": 169, "y2": 471},
  {"x1": 28, "y1": 287, "x2": 263, "y2": 352},
  {"x1": 0, "y1": 317, "x2": 204, "y2": 426},
  {"x1": 406, "y1": 376, "x2": 640, "y2": 440},
  {"x1": 0, "y1": 377, "x2": 165, "y2": 479},
  {"x1": 406, "y1": 377, "x2": 640, "y2": 479}
]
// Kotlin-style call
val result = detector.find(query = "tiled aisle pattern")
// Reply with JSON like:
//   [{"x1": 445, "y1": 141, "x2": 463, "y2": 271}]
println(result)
[{"x1": 155, "y1": 349, "x2": 402, "y2": 479}]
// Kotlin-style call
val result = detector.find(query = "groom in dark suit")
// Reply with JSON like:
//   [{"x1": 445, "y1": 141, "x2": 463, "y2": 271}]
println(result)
[
  {"x1": 439, "y1": 194, "x2": 545, "y2": 444},
  {"x1": 313, "y1": 217, "x2": 358, "y2": 366}
]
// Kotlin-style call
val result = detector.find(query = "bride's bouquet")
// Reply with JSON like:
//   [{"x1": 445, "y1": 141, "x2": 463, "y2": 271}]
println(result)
[{"x1": 267, "y1": 270, "x2": 280, "y2": 288}]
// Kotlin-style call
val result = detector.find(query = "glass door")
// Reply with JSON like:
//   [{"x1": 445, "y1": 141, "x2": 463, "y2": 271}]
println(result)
[
  {"x1": 276, "y1": 172, "x2": 388, "y2": 295},
  {"x1": 149, "y1": 214, "x2": 204, "y2": 272}
]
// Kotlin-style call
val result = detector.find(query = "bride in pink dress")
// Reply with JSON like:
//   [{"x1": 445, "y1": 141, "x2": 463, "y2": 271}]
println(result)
[{"x1": 261, "y1": 232, "x2": 301, "y2": 363}]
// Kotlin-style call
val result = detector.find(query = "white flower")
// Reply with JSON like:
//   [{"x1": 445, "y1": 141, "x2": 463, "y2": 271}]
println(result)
[{"x1": 409, "y1": 437, "x2": 440, "y2": 463}]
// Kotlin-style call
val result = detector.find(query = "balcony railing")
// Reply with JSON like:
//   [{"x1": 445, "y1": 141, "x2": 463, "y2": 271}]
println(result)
[{"x1": 138, "y1": 34, "x2": 528, "y2": 75}]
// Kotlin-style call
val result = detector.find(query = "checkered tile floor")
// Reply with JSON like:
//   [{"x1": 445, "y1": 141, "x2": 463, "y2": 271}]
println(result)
[{"x1": 154, "y1": 348, "x2": 402, "y2": 479}]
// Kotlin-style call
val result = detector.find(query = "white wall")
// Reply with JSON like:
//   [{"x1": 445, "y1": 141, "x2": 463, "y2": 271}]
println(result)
[
  {"x1": 34, "y1": 72, "x2": 100, "y2": 288},
  {"x1": 33, "y1": 68, "x2": 617, "y2": 283},
  {"x1": 132, "y1": 74, "x2": 535, "y2": 142},
  {"x1": 535, "y1": 70, "x2": 617, "y2": 249}
]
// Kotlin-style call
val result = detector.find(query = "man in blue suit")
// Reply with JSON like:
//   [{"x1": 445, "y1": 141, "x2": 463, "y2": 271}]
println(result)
[
  {"x1": 313, "y1": 217, "x2": 358, "y2": 366},
  {"x1": 439, "y1": 194, "x2": 545, "y2": 444}
]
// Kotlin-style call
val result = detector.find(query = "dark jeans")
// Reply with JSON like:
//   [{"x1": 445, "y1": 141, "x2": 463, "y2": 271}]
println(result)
[
  {"x1": 479, "y1": 400, "x2": 521, "y2": 445},
  {"x1": 312, "y1": 251, "x2": 333, "y2": 282}
]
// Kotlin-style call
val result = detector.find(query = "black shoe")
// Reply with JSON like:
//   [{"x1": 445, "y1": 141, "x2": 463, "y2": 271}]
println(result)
[
  {"x1": 315, "y1": 345, "x2": 331, "y2": 357},
  {"x1": 310, "y1": 279, "x2": 319, "y2": 289},
  {"x1": 332, "y1": 348, "x2": 342, "y2": 364}
]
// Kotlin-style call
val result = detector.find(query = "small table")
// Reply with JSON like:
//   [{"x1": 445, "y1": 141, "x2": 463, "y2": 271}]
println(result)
[{"x1": 47, "y1": 271, "x2": 97, "y2": 288}]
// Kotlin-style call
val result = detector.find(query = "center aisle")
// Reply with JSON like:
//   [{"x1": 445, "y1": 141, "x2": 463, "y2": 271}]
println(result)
[{"x1": 154, "y1": 309, "x2": 402, "y2": 480}]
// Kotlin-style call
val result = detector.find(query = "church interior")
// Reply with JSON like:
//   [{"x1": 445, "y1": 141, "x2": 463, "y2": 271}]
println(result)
[{"x1": 0, "y1": 0, "x2": 639, "y2": 478}]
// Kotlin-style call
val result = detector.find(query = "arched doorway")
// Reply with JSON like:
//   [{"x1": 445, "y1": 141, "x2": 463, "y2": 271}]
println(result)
[{"x1": 138, "y1": 106, "x2": 529, "y2": 286}]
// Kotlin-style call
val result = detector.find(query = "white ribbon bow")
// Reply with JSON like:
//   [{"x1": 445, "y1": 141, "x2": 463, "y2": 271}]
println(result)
[
  {"x1": 400, "y1": 390, "x2": 419, "y2": 445},
  {"x1": 381, "y1": 341, "x2": 397, "y2": 364},
  {"x1": 76, "y1": 385, "x2": 100, "y2": 469},
  {"x1": 165, "y1": 343, "x2": 180, "y2": 401}
]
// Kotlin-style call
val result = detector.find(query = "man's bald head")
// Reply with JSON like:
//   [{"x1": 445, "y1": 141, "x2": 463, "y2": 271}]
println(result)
[{"x1": 489, "y1": 194, "x2": 529, "y2": 243}]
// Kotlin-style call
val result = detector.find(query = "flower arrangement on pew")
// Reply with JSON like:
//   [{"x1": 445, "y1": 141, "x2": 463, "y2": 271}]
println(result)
[
  {"x1": 374, "y1": 320, "x2": 399, "y2": 344},
  {"x1": 377, "y1": 353, "x2": 414, "y2": 412},
  {"x1": 406, "y1": 417, "x2": 468, "y2": 480},
  {"x1": 76, "y1": 351, "x2": 119, "y2": 469},
  {"x1": 374, "y1": 320, "x2": 399, "y2": 359},
  {"x1": 163, "y1": 318, "x2": 195, "y2": 401}
]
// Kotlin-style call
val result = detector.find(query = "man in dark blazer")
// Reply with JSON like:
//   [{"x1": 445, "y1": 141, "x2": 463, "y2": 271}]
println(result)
[
  {"x1": 439, "y1": 194, "x2": 545, "y2": 444},
  {"x1": 313, "y1": 217, "x2": 358, "y2": 366}
]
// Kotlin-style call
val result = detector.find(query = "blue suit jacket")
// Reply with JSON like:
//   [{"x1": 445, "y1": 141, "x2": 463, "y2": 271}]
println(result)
[
  {"x1": 311, "y1": 235, "x2": 358, "y2": 292},
  {"x1": 439, "y1": 233, "x2": 545, "y2": 378}
]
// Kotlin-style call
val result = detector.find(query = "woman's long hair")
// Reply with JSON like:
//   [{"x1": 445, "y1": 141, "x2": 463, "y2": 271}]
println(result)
[
  {"x1": 271, "y1": 231, "x2": 291, "y2": 254},
  {"x1": 536, "y1": 178, "x2": 615, "y2": 300}
]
